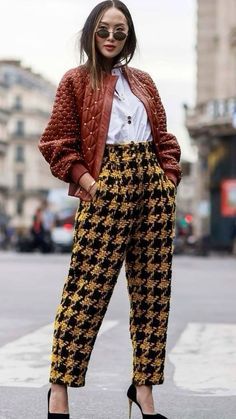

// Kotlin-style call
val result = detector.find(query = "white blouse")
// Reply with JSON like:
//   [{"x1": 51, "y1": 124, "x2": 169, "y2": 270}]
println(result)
[{"x1": 106, "y1": 67, "x2": 153, "y2": 144}]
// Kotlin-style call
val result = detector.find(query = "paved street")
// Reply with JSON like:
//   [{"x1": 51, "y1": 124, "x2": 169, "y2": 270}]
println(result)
[{"x1": 0, "y1": 251, "x2": 235, "y2": 419}]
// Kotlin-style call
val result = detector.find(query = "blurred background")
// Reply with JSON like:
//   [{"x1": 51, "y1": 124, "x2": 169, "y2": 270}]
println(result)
[{"x1": 0, "y1": 0, "x2": 235, "y2": 255}]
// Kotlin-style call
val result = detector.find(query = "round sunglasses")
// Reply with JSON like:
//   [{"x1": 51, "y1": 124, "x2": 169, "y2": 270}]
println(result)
[{"x1": 96, "y1": 28, "x2": 128, "y2": 41}]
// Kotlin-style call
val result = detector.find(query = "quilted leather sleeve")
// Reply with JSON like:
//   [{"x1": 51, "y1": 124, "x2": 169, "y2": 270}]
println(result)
[
  {"x1": 145, "y1": 73, "x2": 182, "y2": 186},
  {"x1": 38, "y1": 70, "x2": 88, "y2": 183}
]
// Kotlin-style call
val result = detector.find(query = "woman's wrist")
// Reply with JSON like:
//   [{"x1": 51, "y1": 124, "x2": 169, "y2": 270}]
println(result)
[
  {"x1": 87, "y1": 180, "x2": 96, "y2": 194},
  {"x1": 79, "y1": 172, "x2": 96, "y2": 193}
]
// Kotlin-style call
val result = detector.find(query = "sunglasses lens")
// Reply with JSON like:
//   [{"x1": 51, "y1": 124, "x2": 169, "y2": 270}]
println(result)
[
  {"x1": 96, "y1": 29, "x2": 127, "y2": 41},
  {"x1": 96, "y1": 29, "x2": 109, "y2": 38},
  {"x1": 113, "y1": 31, "x2": 127, "y2": 41}
]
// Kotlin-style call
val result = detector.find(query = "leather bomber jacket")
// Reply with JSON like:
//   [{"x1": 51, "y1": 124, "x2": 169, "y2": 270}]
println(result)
[{"x1": 38, "y1": 64, "x2": 182, "y2": 201}]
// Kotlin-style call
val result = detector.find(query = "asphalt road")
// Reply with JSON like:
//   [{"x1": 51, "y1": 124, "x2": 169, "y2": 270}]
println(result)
[{"x1": 0, "y1": 251, "x2": 235, "y2": 419}]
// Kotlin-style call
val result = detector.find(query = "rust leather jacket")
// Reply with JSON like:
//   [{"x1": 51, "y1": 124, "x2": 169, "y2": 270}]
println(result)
[{"x1": 38, "y1": 64, "x2": 182, "y2": 201}]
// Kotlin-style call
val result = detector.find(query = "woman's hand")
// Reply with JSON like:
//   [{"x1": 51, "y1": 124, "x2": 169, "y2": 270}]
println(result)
[
  {"x1": 76, "y1": 172, "x2": 98, "y2": 198},
  {"x1": 88, "y1": 182, "x2": 97, "y2": 198}
]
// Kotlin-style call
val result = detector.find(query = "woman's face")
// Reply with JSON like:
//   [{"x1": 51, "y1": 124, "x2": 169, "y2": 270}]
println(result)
[{"x1": 95, "y1": 7, "x2": 129, "y2": 61}]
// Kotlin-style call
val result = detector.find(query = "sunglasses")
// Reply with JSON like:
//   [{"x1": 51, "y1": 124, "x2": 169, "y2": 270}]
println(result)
[{"x1": 96, "y1": 28, "x2": 128, "y2": 41}]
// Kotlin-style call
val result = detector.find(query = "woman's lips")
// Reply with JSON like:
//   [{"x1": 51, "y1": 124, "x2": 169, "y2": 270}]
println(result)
[{"x1": 104, "y1": 45, "x2": 116, "y2": 51}]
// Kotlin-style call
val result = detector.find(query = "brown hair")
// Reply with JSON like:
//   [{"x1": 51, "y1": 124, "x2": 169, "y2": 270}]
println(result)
[{"x1": 79, "y1": 0, "x2": 137, "y2": 89}]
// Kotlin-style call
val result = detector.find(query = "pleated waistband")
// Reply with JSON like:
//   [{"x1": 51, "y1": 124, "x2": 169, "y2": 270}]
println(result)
[{"x1": 103, "y1": 140, "x2": 156, "y2": 160}]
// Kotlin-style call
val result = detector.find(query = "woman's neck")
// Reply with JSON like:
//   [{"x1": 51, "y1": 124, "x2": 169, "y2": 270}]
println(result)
[{"x1": 102, "y1": 58, "x2": 115, "y2": 74}]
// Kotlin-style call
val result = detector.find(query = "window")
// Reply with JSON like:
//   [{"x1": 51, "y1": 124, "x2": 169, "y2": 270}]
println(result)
[
  {"x1": 16, "y1": 173, "x2": 24, "y2": 190},
  {"x1": 15, "y1": 120, "x2": 24, "y2": 136},
  {"x1": 15, "y1": 145, "x2": 24, "y2": 162},
  {"x1": 13, "y1": 95, "x2": 23, "y2": 110},
  {"x1": 16, "y1": 198, "x2": 23, "y2": 215},
  {"x1": 230, "y1": 27, "x2": 236, "y2": 47}
]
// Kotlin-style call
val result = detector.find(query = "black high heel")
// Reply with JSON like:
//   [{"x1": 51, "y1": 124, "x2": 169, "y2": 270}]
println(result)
[
  {"x1": 47, "y1": 388, "x2": 70, "y2": 419},
  {"x1": 127, "y1": 384, "x2": 168, "y2": 419}
]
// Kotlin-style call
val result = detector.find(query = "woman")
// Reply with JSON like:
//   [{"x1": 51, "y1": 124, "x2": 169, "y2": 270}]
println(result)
[{"x1": 39, "y1": 1, "x2": 181, "y2": 418}]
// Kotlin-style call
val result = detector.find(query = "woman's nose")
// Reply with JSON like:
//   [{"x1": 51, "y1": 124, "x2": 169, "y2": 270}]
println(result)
[{"x1": 107, "y1": 31, "x2": 115, "y2": 41}]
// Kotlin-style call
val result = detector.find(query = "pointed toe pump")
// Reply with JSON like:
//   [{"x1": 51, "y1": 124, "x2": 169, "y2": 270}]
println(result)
[
  {"x1": 127, "y1": 384, "x2": 168, "y2": 419},
  {"x1": 47, "y1": 388, "x2": 70, "y2": 419}
]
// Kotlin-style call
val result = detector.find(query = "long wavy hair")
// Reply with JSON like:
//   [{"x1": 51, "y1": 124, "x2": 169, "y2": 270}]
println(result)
[{"x1": 79, "y1": 0, "x2": 137, "y2": 89}]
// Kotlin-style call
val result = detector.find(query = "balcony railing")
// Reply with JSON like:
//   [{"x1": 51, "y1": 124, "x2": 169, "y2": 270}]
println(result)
[
  {"x1": 10, "y1": 106, "x2": 51, "y2": 118},
  {"x1": 10, "y1": 132, "x2": 42, "y2": 140},
  {"x1": 185, "y1": 97, "x2": 236, "y2": 136}
]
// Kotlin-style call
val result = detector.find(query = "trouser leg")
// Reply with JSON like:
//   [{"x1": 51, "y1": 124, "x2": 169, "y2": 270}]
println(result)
[
  {"x1": 49, "y1": 155, "x2": 133, "y2": 387},
  {"x1": 125, "y1": 152, "x2": 176, "y2": 386}
]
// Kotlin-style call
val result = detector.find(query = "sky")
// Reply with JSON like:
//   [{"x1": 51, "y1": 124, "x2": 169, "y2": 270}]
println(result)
[{"x1": 1, "y1": 0, "x2": 197, "y2": 161}]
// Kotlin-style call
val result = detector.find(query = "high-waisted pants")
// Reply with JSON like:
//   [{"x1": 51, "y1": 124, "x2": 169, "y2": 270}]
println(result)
[{"x1": 49, "y1": 140, "x2": 176, "y2": 388}]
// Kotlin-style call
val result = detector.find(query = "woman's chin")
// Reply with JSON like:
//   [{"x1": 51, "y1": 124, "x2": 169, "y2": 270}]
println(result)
[{"x1": 101, "y1": 49, "x2": 118, "y2": 59}]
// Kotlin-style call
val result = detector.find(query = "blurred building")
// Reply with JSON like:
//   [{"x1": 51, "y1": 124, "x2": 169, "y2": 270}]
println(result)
[
  {"x1": 176, "y1": 160, "x2": 196, "y2": 215},
  {"x1": 185, "y1": 0, "x2": 236, "y2": 250},
  {"x1": 0, "y1": 80, "x2": 9, "y2": 224},
  {"x1": 0, "y1": 59, "x2": 62, "y2": 229}
]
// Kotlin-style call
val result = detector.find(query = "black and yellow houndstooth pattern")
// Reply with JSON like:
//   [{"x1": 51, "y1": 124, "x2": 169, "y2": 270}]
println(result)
[{"x1": 49, "y1": 140, "x2": 176, "y2": 387}]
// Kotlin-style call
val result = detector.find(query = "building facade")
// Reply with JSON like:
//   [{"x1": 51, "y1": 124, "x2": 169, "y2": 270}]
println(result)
[
  {"x1": 185, "y1": 0, "x2": 236, "y2": 249},
  {"x1": 0, "y1": 81, "x2": 9, "y2": 226},
  {"x1": 0, "y1": 59, "x2": 62, "y2": 229}
]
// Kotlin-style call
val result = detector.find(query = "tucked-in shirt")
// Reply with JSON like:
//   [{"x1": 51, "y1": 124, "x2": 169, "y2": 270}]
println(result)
[{"x1": 106, "y1": 67, "x2": 153, "y2": 144}]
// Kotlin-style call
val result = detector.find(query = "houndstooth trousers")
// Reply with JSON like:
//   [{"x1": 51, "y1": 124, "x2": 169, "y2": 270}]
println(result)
[{"x1": 49, "y1": 140, "x2": 176, "y2": 387}]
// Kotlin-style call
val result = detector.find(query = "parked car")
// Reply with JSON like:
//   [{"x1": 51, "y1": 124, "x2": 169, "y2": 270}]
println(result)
[
  {"x1": 51, "y1": 224, "x2": 74, "y2": 253},
  {"x1": 51, "y1": 208, "x2": 75, "y2": 253}
]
